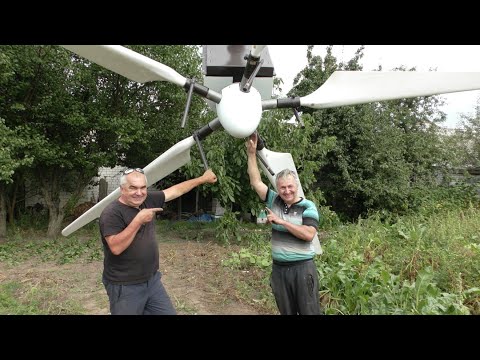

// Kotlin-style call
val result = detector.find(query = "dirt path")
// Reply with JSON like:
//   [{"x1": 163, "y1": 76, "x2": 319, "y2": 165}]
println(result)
[
  {"x1": 0, "y1": 238, "x2": 274, "y2": 315},
  {"x1": 160, "y1": 239, "x2": 271, "y2": 315}
]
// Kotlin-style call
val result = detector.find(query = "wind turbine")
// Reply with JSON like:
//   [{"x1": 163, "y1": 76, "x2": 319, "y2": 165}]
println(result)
[{"x1": 60, "y1": 45, "x2": 480, "y2": 254}]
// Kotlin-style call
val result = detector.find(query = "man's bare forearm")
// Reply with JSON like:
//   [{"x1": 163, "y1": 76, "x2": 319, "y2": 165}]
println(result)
[
  {"x1": 105, "y1": 208, "x2": 161, "y2": 255},
  {"x1": 247, "y1": 153, "x2": 261, "y2": 185},
  {"x1": 106, "y1": 218, "x2": 142, "y2": 255},
  {"x1": 247, "y1": 152, "x2": 267, "y2": 200},
  {"x1": 168, "y1": 177, "x2": 203, "y2": 199},
  {"x1": 164, "y1": 169, "x2": 216, "y2": 202}
]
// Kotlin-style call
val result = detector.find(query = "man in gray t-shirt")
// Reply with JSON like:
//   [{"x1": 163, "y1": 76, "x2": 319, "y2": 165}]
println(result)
[{"x1": 99, "y1": 167, "x2": 217, "y2": 315}]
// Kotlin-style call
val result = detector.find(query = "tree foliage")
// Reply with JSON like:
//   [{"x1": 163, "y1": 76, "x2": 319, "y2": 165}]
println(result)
[
  {"x1": 289, "y1": 45, "x2": 451, "y2": 220},
  {"x1": 2, "y1": 44, "x2": 473, "y2": 235},
  {"x1": 450, "y1": 98, "x2": 480, "y2": 168},
  {"x1": 0, "y1": 45, "x2": 205, "y2": 236}
]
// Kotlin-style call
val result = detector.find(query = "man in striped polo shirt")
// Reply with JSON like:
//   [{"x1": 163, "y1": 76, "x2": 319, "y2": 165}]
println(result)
[{"x1": 246, "y1": 133, "x2": 322, "y2": 315}]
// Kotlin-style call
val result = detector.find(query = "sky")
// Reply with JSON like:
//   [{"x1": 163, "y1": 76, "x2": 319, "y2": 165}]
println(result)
[{"x1": 267, "y1": 45, "x2": 480, "y2": 128}]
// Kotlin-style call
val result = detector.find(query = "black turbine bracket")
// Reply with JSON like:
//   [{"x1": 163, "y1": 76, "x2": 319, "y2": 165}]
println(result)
[
  {"x1": 240, "y1": 53, "x2": 264, "y2": 93},
  {"x1": 181, "y1": 79, "x2": 195, "y2": 128},
  {"x1": 293, "y1": 108, "x2": 305, "y2": 128},
  {"x1": 192, "y1": 118, "x2": 223, "y2": 171},
  {"x1": 255, "y1": 131, "x2": 275, "y2": 176},
  {"x1": 261, "y1": 97, "x2": 301, "y2": 110},
  {"x1": 183, "y1": 80, "x2": 222, "y2": 104}
]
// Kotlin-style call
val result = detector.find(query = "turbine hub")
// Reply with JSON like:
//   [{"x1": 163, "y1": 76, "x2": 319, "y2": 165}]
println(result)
[{"x1": 216, "y1": 83, "x2": 262, "y2": 138}]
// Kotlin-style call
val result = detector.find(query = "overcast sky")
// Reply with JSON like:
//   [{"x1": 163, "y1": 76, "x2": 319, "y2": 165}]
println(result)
[{"x1": 267, "y1": 45, "x2": 480, "y2": 128}]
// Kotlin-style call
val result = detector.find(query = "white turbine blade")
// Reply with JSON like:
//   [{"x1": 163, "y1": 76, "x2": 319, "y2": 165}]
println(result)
[
  {"x1": 250, "y1": 45, "x2": 266, "y2": 58},
  {"x1": 257, "y1": 148, "x2": 322, "y2": 255},
  {"x1": 61, "y1": 136, "x2": 195, "y2": 236},
  {"x1": 301, "y1": 71, "x2": 480, "y2": 109},
  {"x1": 143, "y1": 136, "x2": 195, "y2": 187},
  {"x1": 61, "y1": 187, "x2": 122, "y2": 237},
  {"x1": 61, "y1": 45, "x2": 187, "y2": 86}
]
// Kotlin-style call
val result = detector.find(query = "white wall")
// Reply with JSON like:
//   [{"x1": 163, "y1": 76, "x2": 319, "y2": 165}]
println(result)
[{"x1": 82, "y1": 166, "x2": 124, "y2": 203}]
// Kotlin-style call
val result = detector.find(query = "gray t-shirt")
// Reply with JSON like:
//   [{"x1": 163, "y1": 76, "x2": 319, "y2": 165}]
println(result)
[{"x1": 99, "y1": 191, "x2": 165, "y2": 285}]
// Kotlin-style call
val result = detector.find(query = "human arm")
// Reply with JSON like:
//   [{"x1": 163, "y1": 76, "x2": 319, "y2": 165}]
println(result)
[
  {"x1": 163, "y1": 169, "x2": 217, "y2": 202},
  {"x1": 246, "y1": 133, "x2": 268, "y2": 201},
  {"x1": 104, "y1": 207, "x2": 162, "y2": 255},
  {"x1": 265, "y1": 207, "x2": 317, "y2": 242}
]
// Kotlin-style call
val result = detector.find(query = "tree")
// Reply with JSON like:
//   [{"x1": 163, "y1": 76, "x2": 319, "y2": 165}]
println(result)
[
  {"x1": 289, "y1": 46, "x2": 449, "y2": 219},
  {"x1": 0, "y1": 120, "x2": 38, "y2": 238},
  {"x1": 0, "y1": 49, "x2": 50, "y2": 237},
  {"x1": 0, "y1": 45, "x2": 205, "y2": 236},
  {"x1": 456, "y1": 97, "x2": 480, "y2": 168}
]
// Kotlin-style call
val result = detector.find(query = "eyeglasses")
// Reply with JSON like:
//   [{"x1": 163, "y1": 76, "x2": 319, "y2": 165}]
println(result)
[{"x1": 123, "y1": 168, "x2": 144, "y2": 175}]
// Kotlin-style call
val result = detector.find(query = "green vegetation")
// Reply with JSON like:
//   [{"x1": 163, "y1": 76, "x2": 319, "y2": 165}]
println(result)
[
  {"x1": 0, "y1": 223, "x2": 101, "y2": 314},
  {"x1": 1, "y1": 223, "x2": 101, "y2": 265},
  {"x1": 221, "y1": 189, "x2": 480, "y2": 315},
  {"x1": 0, "y1": 45, "x2": 206, "y2": 237},
  {"x1": 0, "y1": 281, "x2": 85, "y2": 315},
  {"x1": 1, "y1": 194, "x2": 479, "y2": 314},
  {"x1": 1, "y1": 45, "x2": 480, "y2": 314}
]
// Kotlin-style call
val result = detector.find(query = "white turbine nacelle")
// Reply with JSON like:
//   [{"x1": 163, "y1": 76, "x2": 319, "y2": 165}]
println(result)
[{"x1": 216, "y1": 83, "x2": 262, "y2": 139}]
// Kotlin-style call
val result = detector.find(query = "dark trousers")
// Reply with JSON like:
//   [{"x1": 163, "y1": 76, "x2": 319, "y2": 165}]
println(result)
[
  {"x1": 270, "y1": 259, "x2": 322, "y2": 315},
  {"x1": 103, "y1": 271, "x2": 176, "y2": 315}
]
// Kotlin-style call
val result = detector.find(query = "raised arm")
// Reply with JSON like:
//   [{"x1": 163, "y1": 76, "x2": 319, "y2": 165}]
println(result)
[
  {"x1": 246, "y1": 133, "x2": 268, "y2": 201},
  {"x1": 163, "y1": 169, "x2": 217, "y2": 202}
]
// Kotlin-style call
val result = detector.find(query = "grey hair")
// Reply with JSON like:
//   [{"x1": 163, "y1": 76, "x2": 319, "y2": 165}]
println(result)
[
  {"x1": 275, "y1": 169, "x2": 298, "y2": 185},
  {"x1": 119, "y1": 173, "x2": 148, "y2": 188}
]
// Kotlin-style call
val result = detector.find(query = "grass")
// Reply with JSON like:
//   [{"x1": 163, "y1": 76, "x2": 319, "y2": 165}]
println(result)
[
  {"x1": 2, "y1": 202, "x2": 479, "y2": 314},
  {"x1": 218, "y1": 204, "x2": 480, "y2": 314},
  {"x1": 171, "y1": 293, "x2": 198, "y2": 315},
  {"x1": 0, "y1": 281, "x2": 86, "y2": 315},
  {"x1": 315, "y1": 204, "x2": 480, "y2": 314},
  {"x1": 0, "y1": 218, "x2": 273, "y2": 315}
]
